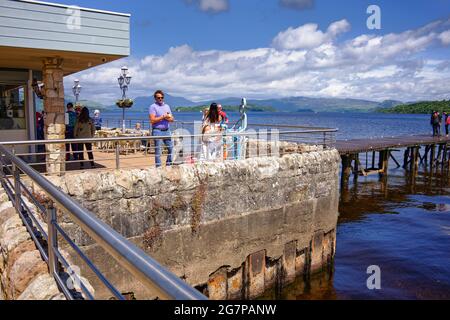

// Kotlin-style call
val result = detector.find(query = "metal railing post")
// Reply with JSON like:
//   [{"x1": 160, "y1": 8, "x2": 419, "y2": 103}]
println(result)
[
  {"x1": 47, "y1": 204, "x2": 59, "y2": 276},
  {"x1": 13, "y1": 164, "x2": 21, "y2": 211},
  {"x1": 115, "y1": 143, "x2": 120, "y2": 169},
  {"x1": 12, "y1": 148, "x2": 21, "y2": 211}
]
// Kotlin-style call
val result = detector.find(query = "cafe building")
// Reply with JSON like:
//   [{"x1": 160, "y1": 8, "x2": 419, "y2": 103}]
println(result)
[{"x1": 0, "y1": 0, "x2": 130, "y2": 173}]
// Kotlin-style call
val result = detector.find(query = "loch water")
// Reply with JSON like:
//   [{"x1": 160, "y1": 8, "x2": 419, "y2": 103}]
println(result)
[{"x1": 102, "y1": 111, "x2": 450, "y2": 299}]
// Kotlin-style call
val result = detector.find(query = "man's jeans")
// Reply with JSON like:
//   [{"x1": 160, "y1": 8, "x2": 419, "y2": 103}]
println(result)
[{"x1": 152, "y1": 128, "x2": 173, "y2": 167}]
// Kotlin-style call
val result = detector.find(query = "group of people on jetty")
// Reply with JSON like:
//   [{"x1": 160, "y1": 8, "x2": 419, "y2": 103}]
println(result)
[
  {"x1": 64, "y1": 104, "x2": 103, "y2": 168},
  {"x1": 36, "y1": 104, "x2": 103, "y2": 168},
  {"x1": 38, "y1": 90, "x2": 230, "y2": 169},
  {"x1": 148, "y1": 90, "x2": 229, "y2": 167},
  {"x1": 430, "y1": 111, "x2": 450, "y2": 137}
]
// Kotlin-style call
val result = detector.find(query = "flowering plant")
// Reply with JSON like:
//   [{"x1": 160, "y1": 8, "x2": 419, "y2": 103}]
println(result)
[{"x1": 116, "y1": 98, "x2": 133, "y2": 108}]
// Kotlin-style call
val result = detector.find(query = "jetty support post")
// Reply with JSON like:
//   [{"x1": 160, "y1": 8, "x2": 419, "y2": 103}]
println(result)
[
  {"x1": 414, "y1": 147, "x2": 420, "y2": 173},
  {"x1": 341, "y1": 155, "x2": 352, "y2": 190},
  {"x1": 353, "y1": 153, "x2": 359, "y2": 180},
  {"x1": 403, "y1": 147, "x2": 410, "y2": 169},
  {"x1": 430, "y1": 145, "x2": 436, "y2": 171}
]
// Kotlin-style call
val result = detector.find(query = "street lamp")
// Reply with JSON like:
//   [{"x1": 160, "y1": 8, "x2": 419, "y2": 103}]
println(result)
[
  {"x1": 72, "y1": 79, "x2": 82, "y2": 104},
  {"x1": 117, "y1": 66, "x2": 132, "y2": 132}
]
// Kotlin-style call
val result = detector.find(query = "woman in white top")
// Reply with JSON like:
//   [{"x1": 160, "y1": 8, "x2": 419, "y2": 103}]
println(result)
[{"x1": 201, "y1": 103, "x2": 223, "y2": 161}]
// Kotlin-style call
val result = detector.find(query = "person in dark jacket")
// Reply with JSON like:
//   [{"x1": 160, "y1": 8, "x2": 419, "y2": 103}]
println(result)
[
  {"x1": 65, "y1": 103, "x2": 78, "y2": 161},
  {"x1": 431, "y1": 111, "x2": 440, "y2": 137}
]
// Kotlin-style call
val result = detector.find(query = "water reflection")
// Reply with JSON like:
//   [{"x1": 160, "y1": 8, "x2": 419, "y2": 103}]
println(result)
[{"x1": 279, "y1": 165, "x2": 450, "y2": 300}]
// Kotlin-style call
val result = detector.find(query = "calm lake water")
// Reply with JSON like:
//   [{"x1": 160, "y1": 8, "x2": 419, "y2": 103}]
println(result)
[{"x1": 102, "y1": 111, "x2": 450, "y2": 300}]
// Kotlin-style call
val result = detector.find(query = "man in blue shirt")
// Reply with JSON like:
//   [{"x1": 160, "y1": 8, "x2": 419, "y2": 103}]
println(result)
[{"x1": 149, "y1": 90, "x2": 174, "y2": 167}]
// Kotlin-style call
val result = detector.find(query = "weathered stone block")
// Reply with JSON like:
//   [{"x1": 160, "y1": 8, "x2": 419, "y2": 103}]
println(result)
[
  {"x1": 9, "y1": 250, "x2": 48, "y2": 298},
  {"x1": 0, "y1": 201, "x2": 13, "y2": 213},
  {"x1": 0, "y1": 226, "x2": 30, "y2": 252},
  {"x1": 0, "y1": 207, "x2": 16, "y2": 227},
  {"x1": 18, "y1": 274, "x2": 61, "y2": 300}
]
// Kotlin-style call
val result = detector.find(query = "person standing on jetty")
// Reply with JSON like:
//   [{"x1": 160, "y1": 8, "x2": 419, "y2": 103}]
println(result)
[
  {"x1": 149, "y1": 90, "x2": 174, "y2": 167},
  {"x1": 431, "y1": 111, "x2": 441, "y2": 137},
  {"x1": 444, "y1": 111, "x2": 449, "y2": 137}
]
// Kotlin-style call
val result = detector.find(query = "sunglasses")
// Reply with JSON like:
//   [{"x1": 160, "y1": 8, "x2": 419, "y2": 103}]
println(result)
[{"x1": 156, "y1": 96, "x2": 164, "y2": 100}]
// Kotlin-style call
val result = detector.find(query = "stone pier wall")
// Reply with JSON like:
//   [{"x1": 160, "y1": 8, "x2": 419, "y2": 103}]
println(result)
[
  {"x1": 34, "y1": 149, "x2": 340, "y2": 299},
  {"x1": 0, "y1": 187, "x2": 63, "y2": 300}
]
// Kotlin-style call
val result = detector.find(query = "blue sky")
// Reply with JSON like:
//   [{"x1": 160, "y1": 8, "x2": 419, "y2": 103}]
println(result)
[{"x1": 58, "y1": 0, "x2": 450, "y2": 103}]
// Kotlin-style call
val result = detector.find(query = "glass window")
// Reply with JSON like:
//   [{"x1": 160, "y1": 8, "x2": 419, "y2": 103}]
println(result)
[{"x1": 0, "y1": 85, "x2": 27, "y2": 130}]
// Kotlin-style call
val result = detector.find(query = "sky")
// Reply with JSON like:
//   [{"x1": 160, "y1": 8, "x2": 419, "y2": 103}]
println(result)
[{"x1": 57, "y1": 0, "x2": 450, "y2": 103}]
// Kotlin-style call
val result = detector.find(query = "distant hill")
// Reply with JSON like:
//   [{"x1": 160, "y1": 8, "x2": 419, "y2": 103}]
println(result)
[
  {"x1": 175, "y1": 104, "x2": 276, "y2": 112},
  {"x1": 195, "y1": 97, "x2": 401, "y2": 113},
  {"x1": 36, "y1": 92, "x2": 408, "y2": 113},
  {"x1": 377, "y1": 100, "x2": 404, "y2": 109},
  {"x1": 376, "y1": 100, "x2": 450, "y2": 114}
]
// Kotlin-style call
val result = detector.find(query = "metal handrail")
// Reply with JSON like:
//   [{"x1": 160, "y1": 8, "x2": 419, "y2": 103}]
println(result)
[
  {"x1": 0, "y1": 128, "x2": 338, "y2": 147},
  {"x1": 0, "y1": 144, "x2": 207, "y2": 300}
]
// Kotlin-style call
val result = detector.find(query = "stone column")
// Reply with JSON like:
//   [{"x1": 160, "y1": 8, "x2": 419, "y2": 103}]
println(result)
[{"x1": 42, "y1": 57, "x2": 65, "y2": 174}]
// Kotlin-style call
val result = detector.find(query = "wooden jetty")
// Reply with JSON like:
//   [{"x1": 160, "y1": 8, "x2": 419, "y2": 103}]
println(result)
[{"x1": 335, "y1": 134, "x2": 450, "y2": 188}]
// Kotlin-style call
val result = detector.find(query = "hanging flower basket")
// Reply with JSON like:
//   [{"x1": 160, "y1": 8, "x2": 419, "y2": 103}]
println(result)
[{"x1": 116, "y1": 98, "x2": 134, "y2": 108}]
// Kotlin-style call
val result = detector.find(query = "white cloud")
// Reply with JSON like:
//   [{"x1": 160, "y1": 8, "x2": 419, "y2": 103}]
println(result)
[
  {"x1": 272, "y1": 19, "x2": 350, "y2": 50},
  {"x1": 439, "y1": 30, "x2": 450, "y2": 45},
  {"x1": 66, "y1": 18, "x2": 450, "y2": 104},
  {"x1": 185, "y1": 0, "x2": 228, "y2": 13},
  {"x1": 279, "y1": 0, "x2": 314, "y2": 10}
]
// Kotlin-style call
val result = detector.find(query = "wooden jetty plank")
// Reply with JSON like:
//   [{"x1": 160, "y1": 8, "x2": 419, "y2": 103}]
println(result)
[{"x1": 336, "y1": 135, "x2": 450, "y2": 155}]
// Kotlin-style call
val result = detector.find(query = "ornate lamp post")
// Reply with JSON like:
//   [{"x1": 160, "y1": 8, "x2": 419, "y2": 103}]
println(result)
[
  {"x1": 117, "y1": 66, "x2": 132, "y2": 132},
  {"x1": 72, "y1": 79, "x2": 82, "y2": 104}
]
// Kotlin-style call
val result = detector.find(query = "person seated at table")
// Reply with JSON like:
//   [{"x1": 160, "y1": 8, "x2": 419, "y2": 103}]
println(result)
[
  {"x1": 93, "y1": 109, "x2": 103, "y2": 131},
  {"x1": 132, "y1": 122, "x2": 148, "y2": 149}
]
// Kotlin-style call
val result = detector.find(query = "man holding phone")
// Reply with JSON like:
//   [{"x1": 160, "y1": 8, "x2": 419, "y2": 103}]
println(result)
[{"x1": 149, "y1": 90, "x2": 174, "y2": 167}]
